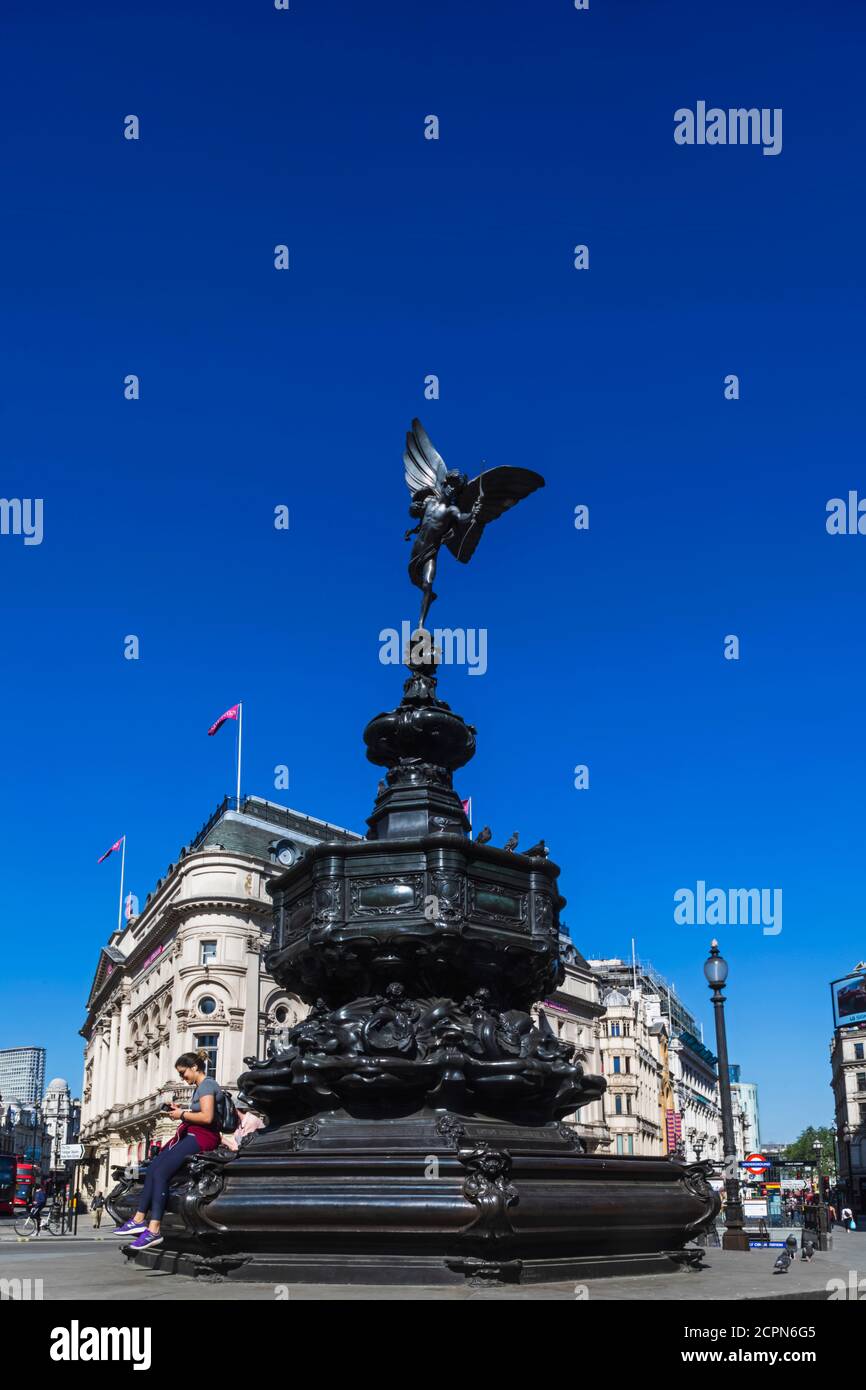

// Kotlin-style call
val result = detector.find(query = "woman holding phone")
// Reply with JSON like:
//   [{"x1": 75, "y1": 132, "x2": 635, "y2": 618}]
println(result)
[{"x1": 110, "y1": 1049, "x2": 224, "y2": 1251}]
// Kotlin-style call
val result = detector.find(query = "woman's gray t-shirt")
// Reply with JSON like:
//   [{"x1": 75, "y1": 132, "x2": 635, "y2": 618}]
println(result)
[{"x1": 189, "y1": 1077, "x2": 221, "y2": 1125}]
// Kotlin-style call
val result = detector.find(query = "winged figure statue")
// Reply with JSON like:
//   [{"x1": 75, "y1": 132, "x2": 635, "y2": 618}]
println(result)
[{"x1": 403, "y1": 419, "x2": 544, "y2": 630}]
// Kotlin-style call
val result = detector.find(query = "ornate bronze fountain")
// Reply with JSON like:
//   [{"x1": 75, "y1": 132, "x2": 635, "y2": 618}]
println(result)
[{"x1": 120, "y1": 421, "x2": 718, "y2": 1284}]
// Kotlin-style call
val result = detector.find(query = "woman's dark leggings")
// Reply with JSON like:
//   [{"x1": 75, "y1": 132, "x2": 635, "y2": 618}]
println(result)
[{"x1": 137, "y1": 1135, "x2": 200, "y2": 1222}]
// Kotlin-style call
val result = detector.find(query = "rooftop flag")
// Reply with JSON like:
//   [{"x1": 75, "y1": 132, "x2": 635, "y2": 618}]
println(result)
[
  {"x1": 97, "y1": 834, "x2": 127, "y2": 932},
  {"x1": 208, "y1": 704, "x2": 240, "y2": 736},
  {"x1": 208, "y1": 702, "x2": 244, "y2": 811},
  {"x1": 97, "y1": 837, "x2": 124, "y2": 865}
]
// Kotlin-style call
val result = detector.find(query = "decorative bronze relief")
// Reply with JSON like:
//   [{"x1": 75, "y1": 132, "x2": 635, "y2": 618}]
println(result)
[
  {"x1": 350, "y1": 876, "x2": 421, "y2": 916},
  {"x1": 470, "y1": 881, "x2": 526, "y2": 926}
]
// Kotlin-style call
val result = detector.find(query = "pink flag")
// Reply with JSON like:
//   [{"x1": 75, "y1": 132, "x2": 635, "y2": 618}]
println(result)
[
  {"x1": 97, "y1": 837, "x2": 124, "y2": 864},
  {"x1": 208, "y1": 704, "x2": 240, "y2": 736},
  {"x1": 461, "y1": 797, "x2": 472, "y2": 828}
]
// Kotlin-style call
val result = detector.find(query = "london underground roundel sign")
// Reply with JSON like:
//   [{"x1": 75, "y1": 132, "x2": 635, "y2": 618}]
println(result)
[{"x1": 744, "y1": 1152, "x2": 771, "y2": 1176}]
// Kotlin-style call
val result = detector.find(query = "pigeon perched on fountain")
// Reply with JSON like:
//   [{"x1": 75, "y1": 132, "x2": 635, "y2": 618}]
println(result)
[
  {"x1": 503, "y1": 832, "x2": 519, "y2": 852},
  {"x1": 524, "y1": 839, "x2": 548, "y2": 859},
  {"x1": 475, "y1": 826, "x2": 492, "y2": 844}
]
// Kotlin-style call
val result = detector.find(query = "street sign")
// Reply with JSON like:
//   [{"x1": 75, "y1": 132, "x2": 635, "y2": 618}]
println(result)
[
  {"x1": 60, "y1": 1143, "x2": 85, "y2": 1162},
  {"x1": 742, "y1": 1152, "x2": 771, "y2": 1176}
]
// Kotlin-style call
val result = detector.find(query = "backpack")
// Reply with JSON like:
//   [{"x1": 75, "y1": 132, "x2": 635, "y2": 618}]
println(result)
[{"x1": 215, "y1": 1088, "x2": 239, "y2": 1134}]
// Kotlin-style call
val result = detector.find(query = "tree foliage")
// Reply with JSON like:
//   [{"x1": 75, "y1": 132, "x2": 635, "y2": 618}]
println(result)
[{"x1": 784, "y1": 1126, "x2": 837, "y2": 1174}]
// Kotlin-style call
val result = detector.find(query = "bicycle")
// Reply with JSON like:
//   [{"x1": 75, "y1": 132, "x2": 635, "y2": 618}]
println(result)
[{"x1": 13, "y1": 1203, "x2": 65, "y2": 1238}]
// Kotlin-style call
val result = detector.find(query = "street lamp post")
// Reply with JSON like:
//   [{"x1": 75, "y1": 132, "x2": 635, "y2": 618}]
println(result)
[
  {"x1": 704, "y1": 940, "x2": 750, "y2": 1252},
  {"x1": 839, "y1": 1123, "x2": 853, "y2": 1211},
  {"x1": 812, "y1": 1138, "x2": 831, "y2": 1251}
]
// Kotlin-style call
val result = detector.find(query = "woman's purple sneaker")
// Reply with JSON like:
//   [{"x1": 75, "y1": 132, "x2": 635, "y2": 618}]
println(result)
[
  {"x1": 129, "y1": 1230, "x2": 163, "y2": 1250},
  {"x1": 110, "y1": 1218, "x2": 147, "y2": 1238}
]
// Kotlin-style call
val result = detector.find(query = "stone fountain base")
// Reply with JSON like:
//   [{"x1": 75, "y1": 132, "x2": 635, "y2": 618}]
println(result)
[{"x1": 114, "y1": 1111, "x2": 718, "y2": 1285}]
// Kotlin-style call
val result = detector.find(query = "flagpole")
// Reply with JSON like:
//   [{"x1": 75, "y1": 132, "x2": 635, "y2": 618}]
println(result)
[
  {"x1": 236, "y1": 703, "x2": 243, "y2": 811},
  {"x1": 117, "y1": 835, "x2": 126, "y2": 933}
]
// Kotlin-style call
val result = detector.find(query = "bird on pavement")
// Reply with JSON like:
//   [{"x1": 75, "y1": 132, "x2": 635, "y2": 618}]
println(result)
[
  {"x1": 503, "y1": 832, "x2": 519, "y2": 852},
  {"x1": 475, "y1": 826, "x2": 492, "y2": 844},
  {"x1": 801, "y1": 1240, "x2": 815, "y2": 1261},
  {"x1": 773, "y1": 1250, "x2": 791, "y2": 1273},
  {"x1": 524, "y1": 839, "x2": 548, "y2": 859}
]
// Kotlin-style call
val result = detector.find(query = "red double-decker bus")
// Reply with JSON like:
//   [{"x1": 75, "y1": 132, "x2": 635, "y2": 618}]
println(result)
[
  {"x1": 0, "y1": 1155, "x2": 15, "y2": 1216},
  {"x1": 11, "y1": 1159, "x2": 41, "y2": 1210}
]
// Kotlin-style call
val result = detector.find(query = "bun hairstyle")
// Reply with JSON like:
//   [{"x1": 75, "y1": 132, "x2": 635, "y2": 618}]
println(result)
[{"x1": 175, "y1": 1049, "x2": 209, "y2": 1071}]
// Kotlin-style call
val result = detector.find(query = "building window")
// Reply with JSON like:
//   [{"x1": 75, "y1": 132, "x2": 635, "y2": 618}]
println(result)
[
  {"x1": 627, "y1": 1136, "x2": 634, "y2": 1155},
  {"x1": 626, "y1": 1096, "x2": 632, "y2": 1115},
  {"x1": 856, "y1": 1072, "x2": 866, "y2": 1093},
  {"x1": 860, "y1": 1103, "x2": 866, "y2": 1123},
  {"x1": 625, "y1": 1056, "x2": 631, "y2": 1073},
  {"x1": 855, "y1": 1043, "x2": 865, "y2": 1061},
  {"x1": 610, "y1": 1023, "x2": 620, "y2": 1038},
  {"x1": 275, "y1": 1005, "x2": 290, "y2": 1025},
  {"x1": 613, "y1": 1056, "x2": 621, "y2": 1074},
  {"x1": 194, "y1": 1034, "x2": 219, "y2": 1078},
  {"x1": 616, "y1": 1135, "x2": 624, "y2": 1155},
  {"x1": 615, "y1": 1096, "x2": 623, "y2": 1115},
  {"x1": 201, "y1": 941, "x2": 217, "y2": 965},
  {"x1": 623, "y1": 1023, "x2": 630, "y2": 1038},
  {"x1": 198, "y1": 997, "x2": 217, "y2": 1016}
]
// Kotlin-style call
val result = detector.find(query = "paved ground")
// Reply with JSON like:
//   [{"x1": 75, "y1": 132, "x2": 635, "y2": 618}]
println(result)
[{"x1": 1, "y1": 1222, "x2": 864, "y2": 1300}]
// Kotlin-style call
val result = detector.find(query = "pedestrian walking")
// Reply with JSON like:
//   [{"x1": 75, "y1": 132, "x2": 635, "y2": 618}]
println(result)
[
  {"x1": 91, "y1": 1191, "x2": 104, "y2": 1229},
  {"x1": 108, "y1": 1048, "x2": 234, "y2": 1252}
]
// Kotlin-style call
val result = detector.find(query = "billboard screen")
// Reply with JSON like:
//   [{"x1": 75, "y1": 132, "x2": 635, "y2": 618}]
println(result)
[{"x1": 831, "y1": 973, "x2": 866, "y2": 1029}]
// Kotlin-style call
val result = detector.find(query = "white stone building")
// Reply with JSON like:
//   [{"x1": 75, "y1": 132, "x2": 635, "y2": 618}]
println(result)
[
  {"x1": 668, "y1": 1029, "x2": 723, "y2": 1166},
  {"x1": 831, "y1": 1018, "x2": 866, "y2": 1215},
  {"x1": 594, "y1": 987, "x2": 669, "y2": 1156},
  {"x1": 729, "y1": 1067, "x2": 761, "y2": 1160},
  {"x1": 0, "y1": 1098, "x2": 48, "y2": 1168},
  {"x1": 588, "y1": 956, "x2": 723, "y2": 1161},
  {"x1": 79, "y1": 796, "x2": 361, "y2": 1193},
  {"x1": 535, "y1": 936, "x2": 609, "y2": 1152},
  {"x1": 42, "y1": 1077, "x2": 79, "y2": 1174}
]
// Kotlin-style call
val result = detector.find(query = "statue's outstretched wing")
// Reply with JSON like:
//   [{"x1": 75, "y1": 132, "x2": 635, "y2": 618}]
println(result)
[
  {"x1": 446, "y1": 467, "x2": 544, "y2": 564},
  {"x1": 403, "y1": 419, "x2": 447, "y2": 499}
]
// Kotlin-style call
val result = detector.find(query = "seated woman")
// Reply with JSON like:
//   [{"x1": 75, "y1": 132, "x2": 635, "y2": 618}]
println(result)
[{"x1": 109, "y1": 1049, "x2": 224, "y2": 1251}]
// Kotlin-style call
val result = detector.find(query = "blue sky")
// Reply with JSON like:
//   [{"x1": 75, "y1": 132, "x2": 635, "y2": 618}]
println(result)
[{"x1": 1, "y1": 0, "x2": 863, "y2": 1141}]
